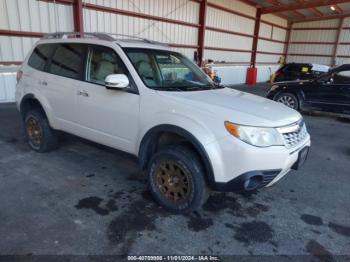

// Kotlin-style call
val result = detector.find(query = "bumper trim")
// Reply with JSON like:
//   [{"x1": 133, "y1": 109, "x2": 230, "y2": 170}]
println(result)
[{"x1": 213, "y1": 169, "x2": 282, "y2": 192}]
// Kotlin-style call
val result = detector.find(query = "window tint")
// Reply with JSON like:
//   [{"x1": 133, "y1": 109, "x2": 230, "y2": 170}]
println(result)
[
  {"x1": 284, "y1": 64, "x2": 300, "y2": 72},
  {"x1": 333, "y1": 70, "x2": 350, "y2": 84},
  {"x1": 284, "y1": 64, "x2": 310, "y2": 73},
  {"x1": 86, "y1": 46, "x2": 127, "y2": 85},
  {"x1": 28, "y1": 44, "x2": 55, "y2": 71},
  {"x1": 48, "y1": 44, "x2": 85, "y2": 80}
]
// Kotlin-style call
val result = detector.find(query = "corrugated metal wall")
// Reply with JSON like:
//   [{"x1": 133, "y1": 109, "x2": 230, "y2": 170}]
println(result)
[
  {"x1": 287, "y1": 18, "x2": 350, "y2": 66},
  {"x1": 83, "y1": 0, "x2": 199, "y2": 46},
  {"x1": 0, "y1": 0, "x2": 289, "y2": 102},
  {"x1": 0, "y1": 0, "x2": 74, "y2": 62},
  {"x1": 205, "y1": 0, "x2": 287, "y2": 65},
  {"x1": 257, "y1": 14, "x2": 287, "y2": 65},
  {"x1": 205, "y1": 2, "x2": 286, "y2": 85},
  {"x1": 337, "y1": 17, "x2": 350, "y2": 65}
]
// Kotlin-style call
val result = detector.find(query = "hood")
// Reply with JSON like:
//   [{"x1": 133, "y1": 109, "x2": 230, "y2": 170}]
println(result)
[{"x1": 157, "y1": 88, "x2": 301, "y2": 127}]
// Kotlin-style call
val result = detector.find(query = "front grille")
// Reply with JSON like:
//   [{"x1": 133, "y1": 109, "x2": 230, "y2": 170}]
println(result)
[
  {"x1": 279, "y1": 120, "x2": 308, "y2": 149},
  {"x1": 260, "y1": 170, "x2": 280, "y2": 187}
]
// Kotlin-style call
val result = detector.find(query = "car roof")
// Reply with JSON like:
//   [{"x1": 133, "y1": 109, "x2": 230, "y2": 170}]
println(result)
[
  {"x1": 330, "y1": 64, "x2": 350, "y2": 73},
  {"x1": 284, "y1": 62, "x2": 329, "y2": 72},
  {"x1": 36, "y1": 32, "x2": 173, "y2": 51}
]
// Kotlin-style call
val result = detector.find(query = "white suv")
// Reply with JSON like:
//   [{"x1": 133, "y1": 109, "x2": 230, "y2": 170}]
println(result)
[{"x1": 16, "y1": 33, "x2": 311, "y2": 213}]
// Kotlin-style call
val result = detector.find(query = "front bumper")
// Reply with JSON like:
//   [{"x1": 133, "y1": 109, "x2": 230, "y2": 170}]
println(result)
[
  {"x1": 213, "y1": 169, "x2": 282, "y2": 192},
  {"x1": 204, "y1": 133, "x2": 311, "y2": 192}
]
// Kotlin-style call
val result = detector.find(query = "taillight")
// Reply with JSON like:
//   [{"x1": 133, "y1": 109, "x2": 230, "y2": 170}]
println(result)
[{"x1": 16, "y1": 70, "x2": 23, "y2": 83}]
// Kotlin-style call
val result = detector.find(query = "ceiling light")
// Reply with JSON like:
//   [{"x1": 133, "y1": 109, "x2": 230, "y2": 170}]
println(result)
[{"x1": 330, "y1": 5, "x2": 336, "y2": 11}]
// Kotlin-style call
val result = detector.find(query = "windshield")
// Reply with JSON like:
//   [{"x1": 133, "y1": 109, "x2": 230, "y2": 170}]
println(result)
[{"x1": 124, "y1": 48, "x2": 222, "y2": 91}]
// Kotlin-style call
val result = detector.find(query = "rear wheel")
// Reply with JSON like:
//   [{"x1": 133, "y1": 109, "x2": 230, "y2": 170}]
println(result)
[
  {"x1": 24, "y1": 110, "x2": 58, "y2": 152},
  {"x1": 275, "y1": 92, "x2": 299, "y2": 110},
  {"x1": 147, "y1": 145, "x2": 209, "y2": 213}
]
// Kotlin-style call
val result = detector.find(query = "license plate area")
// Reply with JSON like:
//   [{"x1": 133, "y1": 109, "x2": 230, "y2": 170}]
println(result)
[{"x1": 292, "y1": 146, "x2": 309, "y2": 170}]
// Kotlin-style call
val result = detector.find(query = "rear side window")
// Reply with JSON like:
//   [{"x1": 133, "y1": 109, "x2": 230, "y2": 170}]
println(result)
[
  {"x1": 28, "y1": 44, "x2": 55, "y2": 71},
  {"x1": 284, "y1": 64, "x2": 311, "y2": 73},
  {"x1": 48, "y1": 44, "x2": 85, "y2": 80},
  {"x1": 284, "y1": 64, "x2": 301, "y2": 72}
]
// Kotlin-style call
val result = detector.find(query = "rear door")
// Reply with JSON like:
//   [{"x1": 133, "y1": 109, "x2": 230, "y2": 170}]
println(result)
[
  {"x1": 331, "y1": 70, "x2": 350, "y2": 114},
  {"x1": 25, "y1": 44, "x2": 57, "y2": 92},
  {"x1": 303, "y1": 72, "x2": 347, "y2": 113},
  {"x1": 44, "y1": 43, "x2": 86, "y2": 131}
]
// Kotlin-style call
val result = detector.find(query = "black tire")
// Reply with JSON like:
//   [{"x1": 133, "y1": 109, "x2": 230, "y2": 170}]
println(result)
[
  {"x1": 147, "y1": 145, "x2": 209, "y2": 213},
  {"x1": 24, "y1": 110, "x2": 58, "y2": 153},
  {"x1": 275, "y1": 92, "x2": 299, "y2": 110}
]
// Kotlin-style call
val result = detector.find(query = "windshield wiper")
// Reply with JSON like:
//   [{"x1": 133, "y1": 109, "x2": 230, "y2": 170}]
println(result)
[{"x1": 152, "y1": 86, "x2": 185, "y2": 91}]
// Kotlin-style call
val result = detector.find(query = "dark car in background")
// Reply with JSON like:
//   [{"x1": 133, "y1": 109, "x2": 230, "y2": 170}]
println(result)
[
  {"x1": 267, "y1": 64, "x2": 350, "y2": 116},
  {"x1": 271, "y1": 63, "x2": 329, "y2": 83}
]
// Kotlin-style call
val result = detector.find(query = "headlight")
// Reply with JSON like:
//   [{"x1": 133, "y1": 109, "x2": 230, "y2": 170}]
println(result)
[{"x1": 224, "y1": 121, "x2": 284, "y2": 147}]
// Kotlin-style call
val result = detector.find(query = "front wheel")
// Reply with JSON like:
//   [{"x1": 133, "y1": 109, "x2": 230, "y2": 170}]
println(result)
[
  {"x1": 275, "y1": 92, "x2": 299, "y2": 110},
  {"x1": 147, "y1": 145, "x2": 209, "y2": 213}
]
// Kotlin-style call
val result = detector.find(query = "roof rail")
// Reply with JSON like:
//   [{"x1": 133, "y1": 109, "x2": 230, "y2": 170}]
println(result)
[
  {"x1": 107, "y1": 33, "x2": 168, "y2": 46},
  {"x1": 41, "y1": 32, "x2": 115, "y2": 41},
  {"x1": 41, "y1": 32, "x2": 168, "y2": 46}
]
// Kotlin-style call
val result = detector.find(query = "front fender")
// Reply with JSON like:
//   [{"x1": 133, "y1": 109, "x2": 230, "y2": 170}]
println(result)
[
  {"x1": 137, "y1": 113, "x2": 223, "y2": 187},
  {"x1": 137, "y1": 111, "x2": 222, "y2": 152}
]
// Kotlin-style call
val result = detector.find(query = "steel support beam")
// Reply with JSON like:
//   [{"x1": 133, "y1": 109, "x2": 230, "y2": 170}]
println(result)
[
  {"x1": 250, "y1": 8, "x2": 261, "y2": 68},
  {"x1": 284, "y1": 22, "x2": 292, "y2": 63},
  {"x1": 73, "y1": 0, "x2": 84, "y2": 34},
  {"x1": 197, "y1": 0, "x2": 207, "y2": 66},
  {"x1": 332, "y1": 17, "x2": 344, "y2": 66}
]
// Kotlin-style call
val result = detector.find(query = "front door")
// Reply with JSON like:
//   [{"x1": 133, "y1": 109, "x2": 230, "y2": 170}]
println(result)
[
  {"x1": 303, "y1": 73, "x2": 345, "y2": 113},
  {"x1": 75, "y1": 45, "x2": 140, "y2": 154},
  {"x1": 332, "y1": 70, "x2": 350, "y2": 114}
]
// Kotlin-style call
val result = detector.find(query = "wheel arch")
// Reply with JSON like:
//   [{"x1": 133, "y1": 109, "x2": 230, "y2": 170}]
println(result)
[
  {"x1": 138, "y1": 124, "x2": 216, "y2": 188},
  {"x1": 20, "y1": 94, "x2": 49, "y2": 120},
  {"x1": 274, "y1": 89, "x2": 304, "y2": 109}
]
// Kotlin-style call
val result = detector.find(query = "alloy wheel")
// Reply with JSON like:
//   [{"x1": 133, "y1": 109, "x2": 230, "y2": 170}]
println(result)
[
  {"x1": 277, "y1": 95, "x2": 296, "y2": 109},
  {"x1": 155, "y1": 160, "x2": 192, "y2": 203},
  {"x1": 26, "y1": 117, "x2": 42, "y2": 146}
]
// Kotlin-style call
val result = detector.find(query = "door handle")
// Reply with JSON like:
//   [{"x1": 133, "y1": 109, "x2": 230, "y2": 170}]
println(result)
[
  {"x1": 40, "y1": 80, "x2": 48, "y2": 86},
  {"x1": 77, "y1": 90, "x2": 89, "y2": 97}
]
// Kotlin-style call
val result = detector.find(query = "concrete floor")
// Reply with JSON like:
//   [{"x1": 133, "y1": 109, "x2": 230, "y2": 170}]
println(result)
[{"x1": 0, "y1": 85, "x2": 349, "y2": 259}]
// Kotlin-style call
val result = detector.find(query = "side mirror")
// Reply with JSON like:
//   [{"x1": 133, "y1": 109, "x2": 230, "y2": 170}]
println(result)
[{"x1": 105, "y1": 74, "x2": 129, "y2": 90}]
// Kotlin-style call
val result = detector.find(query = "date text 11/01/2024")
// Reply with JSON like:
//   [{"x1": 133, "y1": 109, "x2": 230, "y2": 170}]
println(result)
[{"x1": 127, "y1": 255, "x2": 220, "y2": 261}]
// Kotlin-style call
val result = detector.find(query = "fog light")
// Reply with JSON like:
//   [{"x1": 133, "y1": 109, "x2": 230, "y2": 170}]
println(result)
[{"x1": 244, "y1": 176, "x2": 263, "y2": 190}]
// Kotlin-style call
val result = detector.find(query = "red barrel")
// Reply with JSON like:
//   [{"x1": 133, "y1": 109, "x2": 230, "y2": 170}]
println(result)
[{"x1": 246, "y1": 67, "x2": 257, "y2": 86}]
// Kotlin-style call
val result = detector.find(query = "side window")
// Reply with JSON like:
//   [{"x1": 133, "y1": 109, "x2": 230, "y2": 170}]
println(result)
[
  {"x1": 28, "y1": 44, "x2": 55, "y2": 71},
  {"x1": 86, "y1": 46, "x2": 127, "y2": 85},
  {"x1": 333, "y1": 70, "x2": 350, "y2": 84},
  {"x1": 284, "y1": 64, "x2": 300, "y2": 72},
  {"x1": 48, "y1": 44, "x2": 85, "y2": 80}
]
